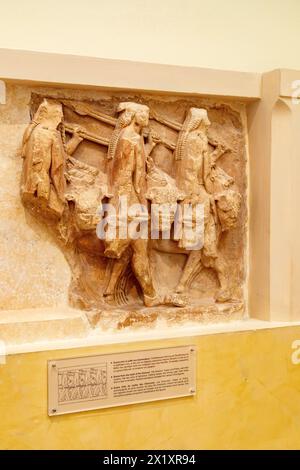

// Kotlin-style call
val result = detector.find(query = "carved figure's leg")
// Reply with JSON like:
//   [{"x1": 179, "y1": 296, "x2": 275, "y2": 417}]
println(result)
[
  {"x1": 131, "y1": 239, "x2": 159, "y2": 306},
  {"x1": 175, "y1": 250, "x2": 202, "y2": 293},
  {"x1": 202, "y1": 214, "x2": 218, "y2": 259},
  {"x1": 202, "y1": 253, "x2": 232, "y2": 303},
  {"x1": 213, "y1": 254, "x2": 232, "y2": 302},
  {"x1": 103, "y1": 252, "x2": 130, "y2": 301}
]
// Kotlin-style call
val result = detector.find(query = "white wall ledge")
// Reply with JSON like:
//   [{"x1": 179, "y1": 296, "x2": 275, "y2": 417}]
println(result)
[
  {"x1": 0, "y1": 48, "x2": 261, "y2": 100},
  {"x1": 3, "y1": 316, "x2": 300, "y2": 356}
]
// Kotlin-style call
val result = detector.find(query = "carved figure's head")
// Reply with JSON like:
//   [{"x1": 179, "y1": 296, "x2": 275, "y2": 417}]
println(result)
[
  {"x1": 107, "y1": 102, "x2": 150, "y2": 160},
  {"x1": 135, "y1": 105, "x2": 149, "y2": 127},
  {"x1": 118, "y1": 102, "x2": 149, "y2": 127},
  {"x1": 175, "y1": 107, "x2": 210, "y2": 160},
  {"x1": 22, "y1": 99, "x2": 65, "y2": 155},
  {"x1": 32, "y1": 99, "x2": 63, "y2": 129}
]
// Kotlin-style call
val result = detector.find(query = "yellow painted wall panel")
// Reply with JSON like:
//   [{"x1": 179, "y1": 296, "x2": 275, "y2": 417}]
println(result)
[{"x1": 1, "y1": 326, "x2": 300, "y2": 449}]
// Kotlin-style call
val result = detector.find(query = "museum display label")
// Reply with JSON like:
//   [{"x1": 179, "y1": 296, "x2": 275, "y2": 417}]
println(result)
[{"x1": 48, "y1": 345, "x2": 196, "y2": 415}]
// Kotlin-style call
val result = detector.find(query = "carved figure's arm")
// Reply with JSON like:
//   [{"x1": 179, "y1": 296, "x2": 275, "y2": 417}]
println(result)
[
  {"x1": 210, "y1": 144, "x2": 228, "y2": 163},
  {"x1": 65, "y1": 126, "x2": 84, "y2": 155},
  {"x1": 133, "y1": 143, "x2": 145, "y2": 195}
]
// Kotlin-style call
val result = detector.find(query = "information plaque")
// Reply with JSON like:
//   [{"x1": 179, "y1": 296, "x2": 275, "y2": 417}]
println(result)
[{"x1": 48, "y1": 345, "x2": 196, "y2": 415}]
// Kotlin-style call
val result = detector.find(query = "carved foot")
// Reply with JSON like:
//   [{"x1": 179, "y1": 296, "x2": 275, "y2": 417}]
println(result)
[
  {"x1": 215, "y1": 288, "x2": 233, "y2": 303},
  {"x1": 145, "y1": 292, "x2": 188, "y2": 308},
  {"x1": 103, "y1": 293, "x2": 115, "y2": 305},
  {"x1": 165, "y1": 293, "x2": 188, "y2": 308},
  {"x1": 144, "y1": 294, "x2": 162, "y2": 307},
  {"x1": 175, "y1": 283, "x2": 186, "y2": 294}
]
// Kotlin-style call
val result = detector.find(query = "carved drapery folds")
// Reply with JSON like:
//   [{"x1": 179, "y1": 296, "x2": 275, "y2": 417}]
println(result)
[{"x1": 20, "y1": 92, "x2": 246, "y2": 328}]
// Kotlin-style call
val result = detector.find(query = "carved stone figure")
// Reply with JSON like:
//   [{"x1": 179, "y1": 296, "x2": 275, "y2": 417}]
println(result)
[
  {"x1": 173, "y1": 107, "x2": 240, "y2": 301},
  {"x1": 102, "y1": 102, "x2": 163, "y2": 307},
  {"x1": 21, "y1": 99, "x2": 83, "y2": 217}
]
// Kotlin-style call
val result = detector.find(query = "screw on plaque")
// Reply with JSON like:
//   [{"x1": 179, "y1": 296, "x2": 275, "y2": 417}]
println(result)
[
  {"x1": 52, "y1": 363, "x2": 56, "y2": 368},
  {"x1": 190, "y1": 388, "x2": 195, "y2": 394},
  {"x1": 190, "y1": 347, "x2": 195, "y2": 352},
  {"x1": 52, "y1": 409, "x2": 57, "y2": 413}
]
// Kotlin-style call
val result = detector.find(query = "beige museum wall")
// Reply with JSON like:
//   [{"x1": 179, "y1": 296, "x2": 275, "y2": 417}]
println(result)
[
  {"x1": 0, "y1": 0, "x2": 300, "y2": 73},
  {"x1": 0, "y1": 1, "x2": 300, "y2": 449}
]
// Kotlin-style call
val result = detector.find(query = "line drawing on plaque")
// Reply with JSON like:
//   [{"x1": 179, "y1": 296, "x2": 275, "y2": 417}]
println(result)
[{"x1": 58, "y1": 364, "x2": 108, "y2": 403}]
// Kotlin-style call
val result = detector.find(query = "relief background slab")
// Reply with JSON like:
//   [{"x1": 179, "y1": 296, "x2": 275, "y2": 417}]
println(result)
[{"x1": 0, "y1": 83, "x2": 248, "y2": 330}]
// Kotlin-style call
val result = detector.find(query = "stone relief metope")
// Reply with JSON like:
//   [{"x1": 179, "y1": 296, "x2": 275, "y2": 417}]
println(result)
[{"x1": 20, "y1": 92, "x2": 246, "y2": 328}]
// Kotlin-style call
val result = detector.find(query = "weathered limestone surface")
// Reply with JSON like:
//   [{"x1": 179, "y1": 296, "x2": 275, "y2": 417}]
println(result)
[
  {"x1": 0, "y1": 86, "x2": 71, "y2": 311},
  {"x1": 0, "y1": 83, "x2": 248, "y2": 333},
  {"x1": 0, "y1": 307, "x2": 89, "y2": 344}
]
